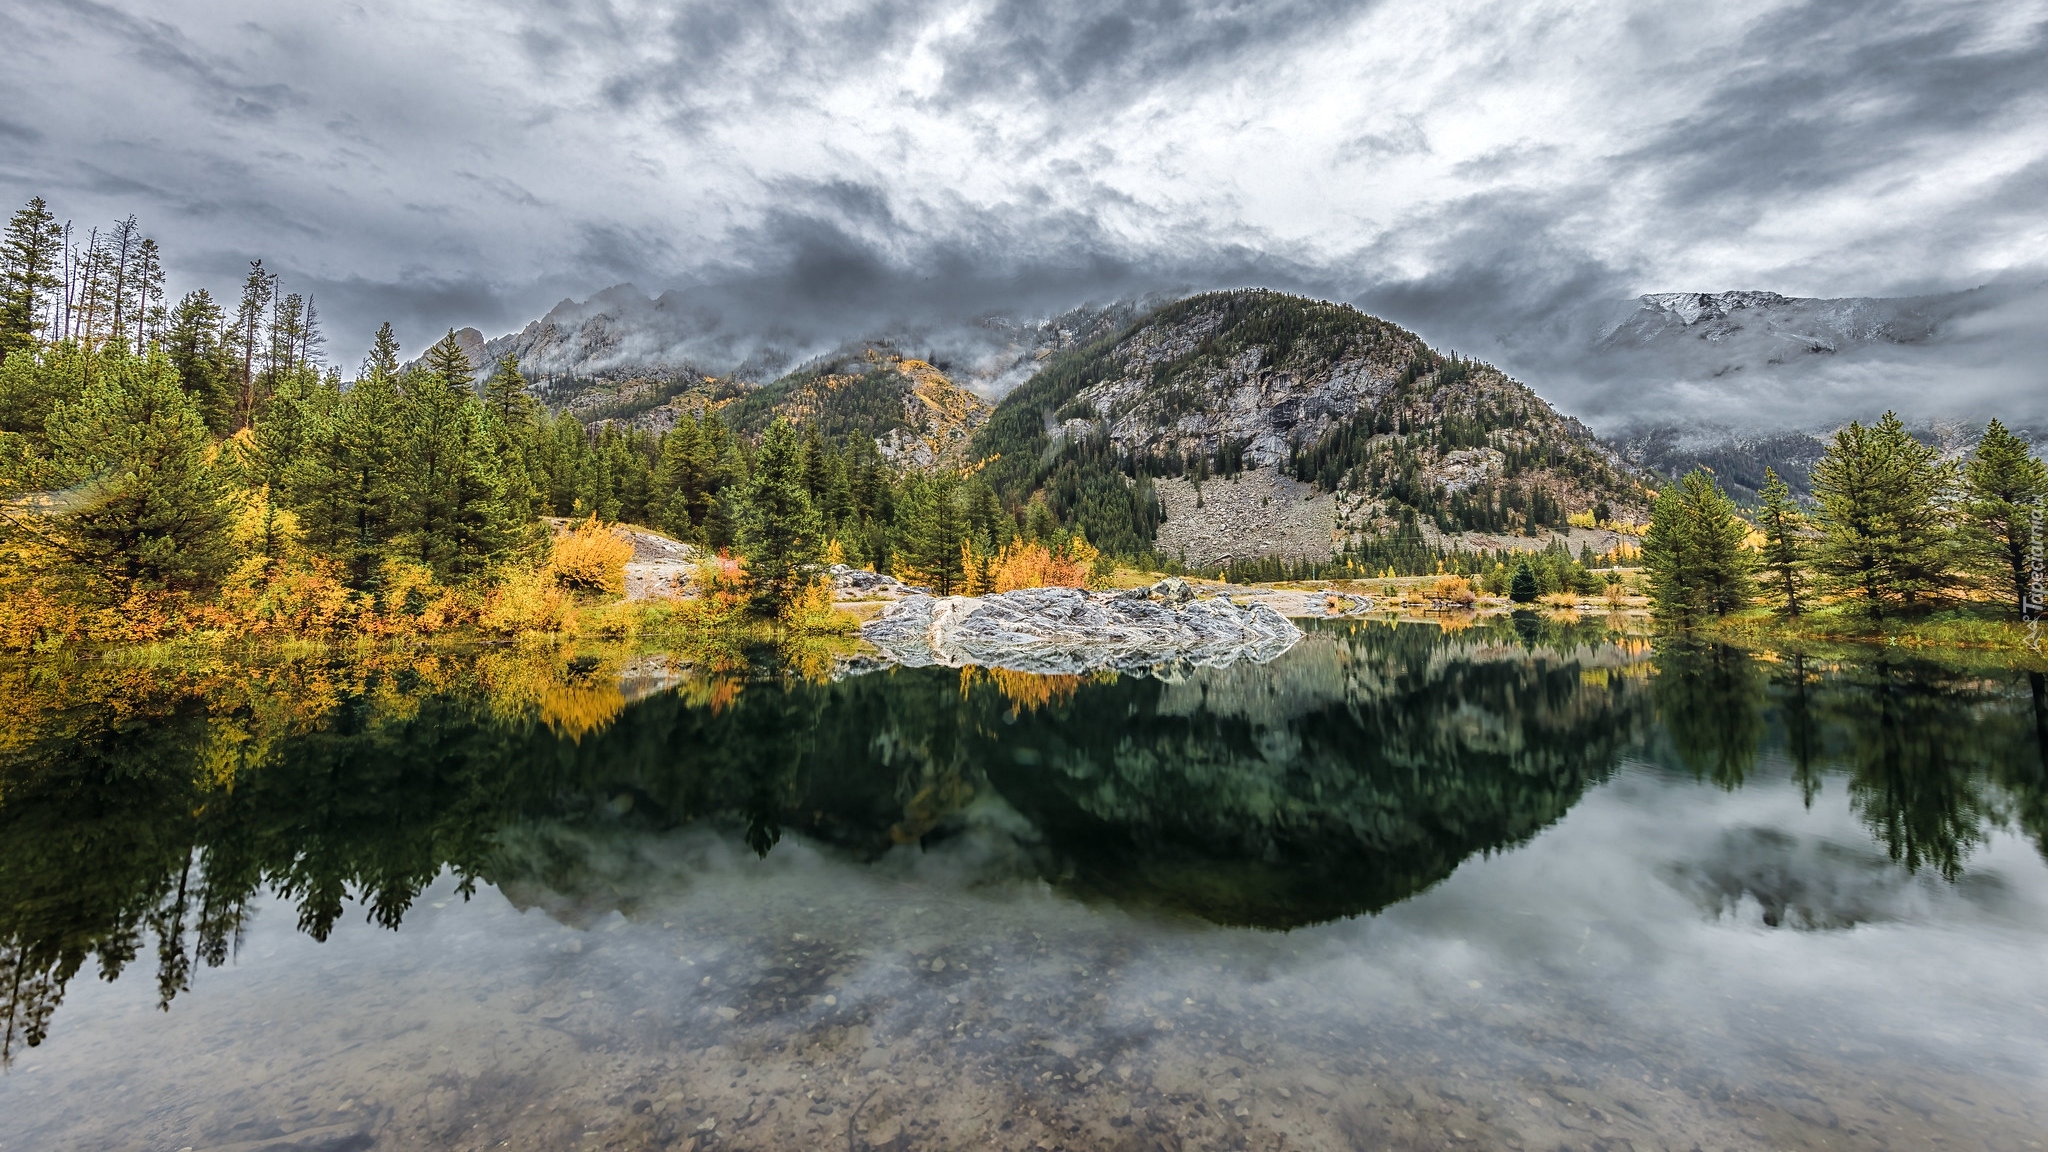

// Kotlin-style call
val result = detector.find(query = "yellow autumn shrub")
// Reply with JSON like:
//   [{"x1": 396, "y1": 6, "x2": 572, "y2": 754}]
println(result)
[
  {"x1": 546, "y1": 516, "x2": 632, "y2": 596},
  {"x1": 1430, "y1": 575, "x2": 1476, "y2": 605},
  {"x1": 989, "y1": 539, "x2": 1090, "y2": 592},
  {"x1": 479, "y1": 566, "x2": 577, "y2": 636}
]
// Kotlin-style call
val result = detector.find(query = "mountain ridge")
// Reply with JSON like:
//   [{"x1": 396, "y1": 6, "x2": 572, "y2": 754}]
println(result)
[{"x1": 971, "y1": 289, "x2": 1649, "y2": 561}]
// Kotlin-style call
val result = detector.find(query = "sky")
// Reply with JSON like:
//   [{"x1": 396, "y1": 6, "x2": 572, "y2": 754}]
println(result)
[{"x1": 4, "y1": 0, "x2": 2046, "y2": 427}]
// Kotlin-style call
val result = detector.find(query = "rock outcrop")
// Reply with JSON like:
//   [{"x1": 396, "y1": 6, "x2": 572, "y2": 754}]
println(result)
[
  {"x1": 829, "y1": 564, "x2": 926, "y2": 600},
  {"x1": 860, "y1": 587, "x2": 1301, "y2": 676}
]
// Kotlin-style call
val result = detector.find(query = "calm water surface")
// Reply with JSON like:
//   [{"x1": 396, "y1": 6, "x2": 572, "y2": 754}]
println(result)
[{"x1": 3, "y1": 619, "x2": 2046, "y2": 1151}]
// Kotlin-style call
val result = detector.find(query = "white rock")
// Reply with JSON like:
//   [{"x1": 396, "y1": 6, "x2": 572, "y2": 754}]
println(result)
[{"x1": 860, "y1": 587, "x2": 1301, "y2": 676}]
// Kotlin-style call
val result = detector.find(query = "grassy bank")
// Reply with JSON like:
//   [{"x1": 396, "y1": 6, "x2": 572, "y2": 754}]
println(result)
[{"x1": 1691, "y1": 602, "x2": 2046, "y2": 668}]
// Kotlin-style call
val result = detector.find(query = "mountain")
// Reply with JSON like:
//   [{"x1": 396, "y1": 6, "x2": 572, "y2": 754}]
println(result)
[
  {"x1": 431, "y1": 286, "x2": 1149, "y2": 428},
  {"x1": 1594, "y1": 289, "x2": 1974, "y2": 360},
  {"x1": 721, "y1": 347, "x2": 993, "y2": 467},
  {"x1": 973, "y1": 289, "x2": 1649, "y2": 562},
  {"x1": 1522, "y1": 280, "x2": 2048, "y2": 436}
]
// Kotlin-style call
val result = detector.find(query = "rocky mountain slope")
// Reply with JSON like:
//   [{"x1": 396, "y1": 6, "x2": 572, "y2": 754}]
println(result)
[
  {"x1": 723, "y1": 348, "x2": 992, "y2": 467},
  {"x1": 974, "y1": 289, "x2": 1648, "y2": 560}
]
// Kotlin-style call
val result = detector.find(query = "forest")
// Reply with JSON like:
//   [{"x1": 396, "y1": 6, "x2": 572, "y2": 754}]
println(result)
[
  {"x1": 0, "y1": 198, "x2": 1098, "y2": 649},
  {"x1": 1639, "y1": 411, "x2": 2044, "y2": 634}
]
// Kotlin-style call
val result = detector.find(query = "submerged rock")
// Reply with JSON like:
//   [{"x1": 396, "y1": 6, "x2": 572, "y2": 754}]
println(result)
[{"x1": 860, "y1": 586, "x2": 1302, "y2": 676}]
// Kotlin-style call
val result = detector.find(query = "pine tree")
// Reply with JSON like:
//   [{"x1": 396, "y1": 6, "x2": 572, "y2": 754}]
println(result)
[
  {"x1": 1755, "y1": 466, "x2": 1806, "y2": 616},
  {"x1": 654, "y1": 414, "x2": 715, "y2": 540},
  {"x1": 291, "y1": 362, "x2": 404, "y2": 587},
  {"x1": 1642, "y1": 469, "x2": 1753, "y2": 625},
  {"x1": 1811, "y1": 412, "x2": 1953, "y2": 619},
  {"x1": 131, "y1": 237, "x2": 165, "y2": 351},
  {"x1": 422, "y1": 330, "x2": 475, "y2": 392},
  {"x1": 477, "y1": 354, "x2": 542, "y2": 522},
  {"x1": 396, "y1": 367, "x2": 510, "y2": 579},
  {"x1": 0, "y1": 340, "x2": 90, "y2": 442},
  {"x1": 165, "y1": 290, "x2": 235, "y2": 434},
  {"x1": 1, "y1": 198, "x2": 64, "y2": 359},
  {"x1": 37, "y1": 349, "x2": 232, "y2": 590},
  {"x1": 248, "y1": 366, "x2": 322, "y2": 497},
  {"x1": 738, "y1": 417, "x2": 822, "y2": 613},
  {"x1": 481, "y1": 354, "x2": 535, "y2": 425},
  {"x1": 1960, "y1": 418, "x2": 2048, "y2": 618},
  {"x1": 1509, "y1": 558, "x2": 1538, "y2": 603},
  {"x1": 231, "y1": 261, "x2": 271, "y2": 429},
  {"x1": 365, "y1": 322, "x2": 401, "y2": 379}
]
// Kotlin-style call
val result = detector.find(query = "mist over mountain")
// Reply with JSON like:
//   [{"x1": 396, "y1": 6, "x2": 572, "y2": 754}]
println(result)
[
  {"x1": 442, "y1": 285, "x2": 1149, "y2": 417},
  {"x1": 1488, "y1": 279, "x2": 2048, "y2": 436}
]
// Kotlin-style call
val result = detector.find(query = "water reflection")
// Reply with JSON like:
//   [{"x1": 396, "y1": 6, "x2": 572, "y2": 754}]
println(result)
[{"x1": 2, "y1": 623, "x2": 2047, "y2": 1150}]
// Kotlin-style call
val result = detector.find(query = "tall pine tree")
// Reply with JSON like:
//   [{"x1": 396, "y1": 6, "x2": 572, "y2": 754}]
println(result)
[
  {"x1": 0, "y1": 198, "x2": 63, "y2": 359},
  {"x1": 422, "y1": 330, "x2": 475, "y2": 392},
  {"x1": 1642, "y1": 469, "x2": 1753, "y2": 625},
  {"x1": 396, "y1": 366, "x2": 511, "y2": 579},
  {"x1": 737, "y1": 417, "x2": 822, "y2": 612},
  {"x1": 1961, "y1": 418, "x2": 2047, "y2": 618},
  {"x1": 231, "y1": 261, "x2": 272, "y2": 429},
  {"x1": 165, "y1": 290, "x2": 235, "y2": 434},
  {"x1": 291, "y1": 362, "x2": 405, "y2": 587},
  {"x1": 1755, "y1": 466, "x2": 1806, "y2": 616},
  {"x1": 1811, "y1": 412, "x2": 1953, "y2": 619}
]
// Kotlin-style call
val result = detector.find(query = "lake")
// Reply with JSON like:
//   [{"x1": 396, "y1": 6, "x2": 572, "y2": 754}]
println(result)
[{"x1": 3, "y1": 619, "x2": 2045, "y2": 1151}]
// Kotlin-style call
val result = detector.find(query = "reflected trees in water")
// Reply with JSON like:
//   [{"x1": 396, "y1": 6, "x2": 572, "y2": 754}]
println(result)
[{"x1": 4, "y1": 622, "x2": 2046, "y2": 1063}]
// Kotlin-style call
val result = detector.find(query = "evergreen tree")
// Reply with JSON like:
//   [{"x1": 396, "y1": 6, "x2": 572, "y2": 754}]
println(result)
[
  {"x1": 422, "y1": 330, "x2": 475, "y2": 392},
  {"x1": 395, "y1": 368, "x2": 511, "y2": 578},
  {"x1": 37, "y1": 349, "x2": 232, "y2": 590},
  {"x1": 1, "y1": 198, "x2": 64, "y2": 358},
  {"x1": 477, "y1": 353, "x2": 542, "y2": 521},
  {"x1": 1509, "y1": 559, "x2": 1538, "y2": 603},
  {"x1": 1960, "y1": 418, "x2": 2048, "y2": 618},
  {"x1": 541, "y1": 411, "x2": 594, "y2": 516},
  {"x1": 365, "y1": 322, "x2": 401, "y2": 379},
  {"x1": 164, "y1": 290, "x2": 235, "y2": 433},
  {"x1": 231, "y1": 261, "x2": 271, "y2": 429},
  {"x1": 0, "y1": 340, "x2": 90, "y2": 443},
  {"x1": 1810, "y1": 412, "x2": 1953, "y2": 619},
  {"x1": 737, "y1": 417, "x2": 822, "y2": 612},
  {"x1": 1755, "y1": 465, "x2": 1806, "y2": 616},
  {"x1": 654, "y1": 414, "x2": 718, "y2": 540},
  {"x1": 291, "y1": 363, "x2": 404, "y2": 587},
  {"x1": 247, "y1": 366, "x2": 325, "y2": 497},
  {"x1": 1642, "y1": 469, "x2": 1752, "y2": 625},
  {"x1": 481, "y1": 354, "x2": 536, "y2": 425}
]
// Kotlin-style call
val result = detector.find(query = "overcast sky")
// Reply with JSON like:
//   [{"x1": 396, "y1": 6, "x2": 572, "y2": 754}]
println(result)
[{"x1": 4, "y1": 0, "x2": 2045, "y2": 423}]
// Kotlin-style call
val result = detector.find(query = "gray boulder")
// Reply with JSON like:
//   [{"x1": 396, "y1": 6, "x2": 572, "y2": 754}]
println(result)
[
  {"x1": 830, "y1": 564, "x2": 926, "y2": 599},
  {"x1": 861, "y1": 587, "x2": 1301, "y2": 676}
]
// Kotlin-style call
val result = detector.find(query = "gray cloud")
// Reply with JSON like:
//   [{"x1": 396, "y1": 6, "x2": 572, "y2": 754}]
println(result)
[{"x1": 0, "y1": 0, "x2": 2041, "y2": 430}]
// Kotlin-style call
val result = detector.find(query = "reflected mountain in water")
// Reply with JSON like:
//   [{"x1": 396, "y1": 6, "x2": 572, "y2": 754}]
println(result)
[{"x1": 4, "y1": 624, "x2": 2046, "y2": 1065}]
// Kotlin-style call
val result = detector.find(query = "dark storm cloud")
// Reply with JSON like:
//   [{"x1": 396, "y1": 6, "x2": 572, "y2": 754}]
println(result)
[
  {"x1": 0, "y1": 0, "x2": 2041, "y2": 428},
  {"x1": 924, "y1": 0, "x2": 1380, "y2": 105},
  {"x1": 1623, "y1": 0, "x2": 2048, "y2": 217}
]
